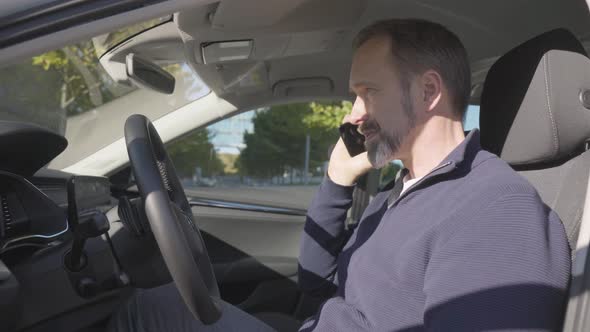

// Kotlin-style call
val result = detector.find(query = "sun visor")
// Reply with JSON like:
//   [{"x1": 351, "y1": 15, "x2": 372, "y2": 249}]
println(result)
[
  {"x1": 217, "y1": 61, "x2": 269, "y2": 95},
  {"x1": 273, "y1": 77, "x2": 333, "y2": 97},
  {"x1": 0, "y1": 122, "x2": 67, "y2": 177},
  {"x1": 201, "y1": 40, "x2": 253, "y2": 64}
]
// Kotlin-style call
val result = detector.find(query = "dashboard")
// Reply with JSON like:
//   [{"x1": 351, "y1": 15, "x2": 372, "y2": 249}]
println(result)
[
  {"x1": 0, "y1": 167, "x2": 171, "y2": 332},
  {"x1": 0, "y1": 171, "x2": 113, "y2": 255},
  {"x1": 0, "y1": 120, "x2": 169, "y2": 332},
  {"x1": 0, "y1": 169, "x2": 124, "y2": 331},
  {"x1": 68, "y1": 175, "x2": 112, "y2": 213},
  {"x1": 0, "y1": 171, "x2": 69, "y2": 253}
]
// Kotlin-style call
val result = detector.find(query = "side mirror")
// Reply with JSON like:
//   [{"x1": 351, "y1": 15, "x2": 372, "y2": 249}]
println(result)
[{"x1": 125, "y1": 53, "x2": 175, "y2": 94}]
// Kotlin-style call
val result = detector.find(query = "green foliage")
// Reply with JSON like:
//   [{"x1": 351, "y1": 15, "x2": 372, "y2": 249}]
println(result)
[
  {"x1": 167, "y1": 128, "x2": 224, "y2": 178},
  {"x1": 31, "y1": 41, "x2": 135, "y2": 116},
  {"x1": 28, "y1": 17, "x2": 170, "y2": 117},
  {"x1": 238, "y1": 104, "x2": 308, "y2": 178},
  {"x1": 303, "y1": 101, "x2": 351, "y2": 131},
  {"x1": 379, "y1": 162, "x2": 402, "y2": 189},
  {"x1": 237, "y1": 101, "x2": 350, "y2": 178},
  {"x1": 32, "y1": 50, "x2": 69, "y2": 70}
]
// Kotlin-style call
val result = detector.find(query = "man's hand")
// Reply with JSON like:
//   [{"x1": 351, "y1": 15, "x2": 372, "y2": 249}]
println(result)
[{"x1": 327, "y1": 115, "x2": 373, "y2": 186}]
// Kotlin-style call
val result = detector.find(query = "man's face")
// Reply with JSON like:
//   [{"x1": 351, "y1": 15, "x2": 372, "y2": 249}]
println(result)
[{"x1": 349, "y1": 35, "x2": 417, "y2": 168}]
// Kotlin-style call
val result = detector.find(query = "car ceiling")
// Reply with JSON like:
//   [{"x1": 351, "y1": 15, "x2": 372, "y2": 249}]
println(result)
[
  {"x1": 166, "y1": 0, "x2": 590, "y2": 110},
  {"x1": 3, "y1": 0, "x2": 590, "y2": 112}
]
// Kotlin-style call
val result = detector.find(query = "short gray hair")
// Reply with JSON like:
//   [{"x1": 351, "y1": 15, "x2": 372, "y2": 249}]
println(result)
[{"x1": 353, "y1": 19, "x2": 471, "y2": 116}]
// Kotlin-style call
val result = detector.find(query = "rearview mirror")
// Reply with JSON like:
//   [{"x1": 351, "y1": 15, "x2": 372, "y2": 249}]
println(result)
[{"x1": 125, "y1": 53, "x2": 175, "y2": 94}]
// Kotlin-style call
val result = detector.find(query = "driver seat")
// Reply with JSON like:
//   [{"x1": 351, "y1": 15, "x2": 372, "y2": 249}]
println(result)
[{"x1": 479, "y1": 28, "x2": 590, "y2": 328}]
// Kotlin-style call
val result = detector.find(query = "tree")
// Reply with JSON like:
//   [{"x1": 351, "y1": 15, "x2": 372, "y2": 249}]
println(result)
[
  {"x1": 379, "y1": 162, "x2": 402, "y2": 189},
  {"x1": 31, "y1": 40, "x2": 135, "y2": 116},
  {"x1": 303, "y1": 101, "x2": 351, "y2": 132},
  {"x1": 238, "y1": 104, "x2": 308, "y2": 178},
  {"x1": 167, "y1": 128, "x2": 224, "y2": 178},
  {"x1": 303, "y1": 101, "x2": 351, "y2": 171},
  {"x1": 29, "y1": 16, "x2": 174, "y2": 117},
  {"x1": 237, "y1": 101, "x2": 351, "y2": 179}
]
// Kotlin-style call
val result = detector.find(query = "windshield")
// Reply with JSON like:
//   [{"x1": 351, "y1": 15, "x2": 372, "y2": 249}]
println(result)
[{"x1": 0, "y1": 18, "x2": 210, "y2": 171}]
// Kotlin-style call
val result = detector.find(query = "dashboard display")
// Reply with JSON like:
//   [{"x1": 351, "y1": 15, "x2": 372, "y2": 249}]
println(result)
[{"x1": 67, "y1": 176, "x2": 112, "y2": 215}]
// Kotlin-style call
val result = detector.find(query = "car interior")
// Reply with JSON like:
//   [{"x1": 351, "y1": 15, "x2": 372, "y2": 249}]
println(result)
[{"x1": 1, "y1": 0, "x2": 590, "y2": 331}]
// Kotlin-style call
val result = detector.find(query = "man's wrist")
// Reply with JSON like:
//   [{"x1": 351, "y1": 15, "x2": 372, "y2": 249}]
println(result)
[{"x1": 327, "y1": 169, "x2": 357, "y2": 187}]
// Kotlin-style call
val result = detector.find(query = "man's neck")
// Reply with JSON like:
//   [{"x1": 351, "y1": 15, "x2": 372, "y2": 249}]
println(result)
[{"x1": 401, "y1": 117, "x2": 465, "y2": 180}]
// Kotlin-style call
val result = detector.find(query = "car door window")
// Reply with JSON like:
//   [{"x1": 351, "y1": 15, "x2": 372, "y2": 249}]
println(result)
[
  {"x1": 463, "y1": 104, "x2": 480, "y2": 131},
  {"x1": 168, "y1": 101, "x2": 350, "y2": 210}
]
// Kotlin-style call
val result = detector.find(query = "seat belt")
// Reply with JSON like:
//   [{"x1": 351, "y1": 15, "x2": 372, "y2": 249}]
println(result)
[{"x1": 347, "y1": 169, "x2": 380, "y2": 229}]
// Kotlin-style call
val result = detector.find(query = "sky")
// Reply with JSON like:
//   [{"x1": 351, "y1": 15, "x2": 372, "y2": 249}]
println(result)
[{"x1": 464, "y1": 105, "x2": 480, "y2": 131}]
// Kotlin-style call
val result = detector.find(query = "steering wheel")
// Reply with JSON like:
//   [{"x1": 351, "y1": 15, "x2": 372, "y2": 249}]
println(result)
[{"x1": 124, "y1": 114, "x2": 221, "y2": 324}]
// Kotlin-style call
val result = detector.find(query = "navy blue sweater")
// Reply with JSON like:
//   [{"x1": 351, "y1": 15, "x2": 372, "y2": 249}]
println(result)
[{"x1": 298, "y1": 130, "x2": 571, "y2": 331}]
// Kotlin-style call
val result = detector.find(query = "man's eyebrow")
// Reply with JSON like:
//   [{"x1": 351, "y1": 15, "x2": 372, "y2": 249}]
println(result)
[
  {"x1": 350, "y1": 80, "x2": 378, "y2": 90},
  {"x1": 349, "y1": 81, "x2": 377, "y2": 94}
]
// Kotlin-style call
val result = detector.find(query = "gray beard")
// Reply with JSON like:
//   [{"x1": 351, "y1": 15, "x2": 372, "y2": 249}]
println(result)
[
  {"x1": 366, "y1": 108, "x2": 414, "y2": 168},
  {"x1": 367, "y1": 130, "x2": 404, "y2": 168},
  {"x1": 366, "y1": 85, "x2": 416, "y2": 168}
]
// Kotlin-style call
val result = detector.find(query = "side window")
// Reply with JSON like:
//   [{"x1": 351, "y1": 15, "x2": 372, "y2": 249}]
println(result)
[
  {"x1": 378, "y1": 161, "x2": 403, "y2": 190},
  {"x1": 168, "y1": 101, "x2": 350, "y2": 209},
  {"x1": 463, "y1": 105, "x2": 480, "y2": 131}
]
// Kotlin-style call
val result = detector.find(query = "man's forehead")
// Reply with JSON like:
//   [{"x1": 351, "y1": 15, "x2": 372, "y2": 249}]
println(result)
[
  {"x1": 350, "y1": 35, "x2": 394, "y2": 87},
  {"x1": 356, "y1": 34, "x2": 392, "y2": 56}
]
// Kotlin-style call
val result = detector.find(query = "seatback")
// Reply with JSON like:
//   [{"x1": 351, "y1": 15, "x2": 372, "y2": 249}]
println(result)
[
  {"x1": 479, "y1": 28, "x2": 590, "y2": 253},
  {"x1": 479, "y1": 28, "x2": 590, "y2": 330}
]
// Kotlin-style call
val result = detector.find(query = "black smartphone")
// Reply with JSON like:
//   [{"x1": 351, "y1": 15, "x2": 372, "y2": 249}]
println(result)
[{"x1": 339, "y1": 122, "x2": 366, "y2": 157}]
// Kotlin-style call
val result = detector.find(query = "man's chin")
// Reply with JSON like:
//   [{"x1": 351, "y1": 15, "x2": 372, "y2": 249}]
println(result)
[{"x1": 367, "y1": 145, "x2": 396, "y2": 169}]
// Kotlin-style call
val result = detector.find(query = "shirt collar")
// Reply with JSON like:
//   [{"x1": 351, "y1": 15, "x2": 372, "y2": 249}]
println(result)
[
  {"x1": 400, "y1": 128, "x2": 482, "y2": 178},
  {"x1": 386, "y1": 129, "x2": 482, "y2": 208},
  {"x1": 441, "y1": 128, "x2": 482, "y2": 169}
]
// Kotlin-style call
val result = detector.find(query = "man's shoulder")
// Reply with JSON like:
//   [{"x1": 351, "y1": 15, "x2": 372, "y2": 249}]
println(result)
[
  {"x1": 464, "y1": 150, "x2": 540, "y2": 201},
  {"x1": 434, "y1": 151, "x2": 562, "y2": 245}
]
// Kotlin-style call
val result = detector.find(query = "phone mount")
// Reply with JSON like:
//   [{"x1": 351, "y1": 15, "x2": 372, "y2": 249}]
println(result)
[{"x1": 65, "y1": 176, "x2": 129, "y2": 297}]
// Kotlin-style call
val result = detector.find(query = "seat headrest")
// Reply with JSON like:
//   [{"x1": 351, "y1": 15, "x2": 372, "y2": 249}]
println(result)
[{"x1": 480, "y1": 28, "x2": 590, "y2": 167}]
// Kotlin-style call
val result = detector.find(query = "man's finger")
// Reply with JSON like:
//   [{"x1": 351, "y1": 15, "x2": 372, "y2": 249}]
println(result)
[
  {"x1": 341, "y1": 114, "x2": 352, "y2": 124},
  {"x1": 352, "y1": 151, "x2": 373, "y2": 171}
]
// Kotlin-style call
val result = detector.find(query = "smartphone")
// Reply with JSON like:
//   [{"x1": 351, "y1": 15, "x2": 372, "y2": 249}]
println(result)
[{"x1": 339, "y1": 123, "x2": 366, "y2": 157}]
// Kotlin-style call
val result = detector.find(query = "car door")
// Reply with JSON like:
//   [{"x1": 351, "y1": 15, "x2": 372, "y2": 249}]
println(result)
[{"x1": 167, "y1": 101, "x2": 347, "y2": 318}]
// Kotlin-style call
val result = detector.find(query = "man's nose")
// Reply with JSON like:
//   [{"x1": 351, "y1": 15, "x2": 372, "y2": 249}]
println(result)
[{"x1": 349, "y1": 97, "x2": 369, "y2": 124}]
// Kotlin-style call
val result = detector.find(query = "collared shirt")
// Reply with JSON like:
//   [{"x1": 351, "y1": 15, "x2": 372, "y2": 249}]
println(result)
[
  {"x1": 298, "y1": 129, "x2": 570, "y2": 331},
  {"x1": 401, "y1": 173, "x2": 423, "y2": 195}
]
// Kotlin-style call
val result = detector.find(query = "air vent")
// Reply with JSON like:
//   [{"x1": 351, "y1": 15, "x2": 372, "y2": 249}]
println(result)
[
  {"x1": 1, "y1": 195, "x2": 12, "y2": 234},
  {"x1": 0, "y1": 193, "x2": 28, "y2": 238}
]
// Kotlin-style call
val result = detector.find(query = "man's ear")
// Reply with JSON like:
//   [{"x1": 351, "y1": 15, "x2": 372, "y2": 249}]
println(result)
[{"x1": 420, "y1": 70, "x2": 442, "y2": 112}]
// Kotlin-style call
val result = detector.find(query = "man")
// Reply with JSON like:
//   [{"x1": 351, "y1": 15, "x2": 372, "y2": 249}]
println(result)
[{"x1": 111, "y1": 19, "x2": 571, "y2": 331}]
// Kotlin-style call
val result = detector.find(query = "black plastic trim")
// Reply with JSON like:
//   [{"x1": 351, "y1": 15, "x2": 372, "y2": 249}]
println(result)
[
  {"x1": 99, "y1": 16, "x2": 172, "y2": 58},
  {"x1": 189, "y1": 198, "x2": 307, "y2": 216},
  {"x1": 0, "y1": 0, "x2": 164, "y2": 48},
  {"x1": 0, "y1": 121, "x2": 68, "y2": 177}
]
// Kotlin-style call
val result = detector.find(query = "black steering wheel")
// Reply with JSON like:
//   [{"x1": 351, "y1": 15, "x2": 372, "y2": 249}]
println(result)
[{"x1": 124, "y1": 114, "x2": 222, "y2": 324}]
